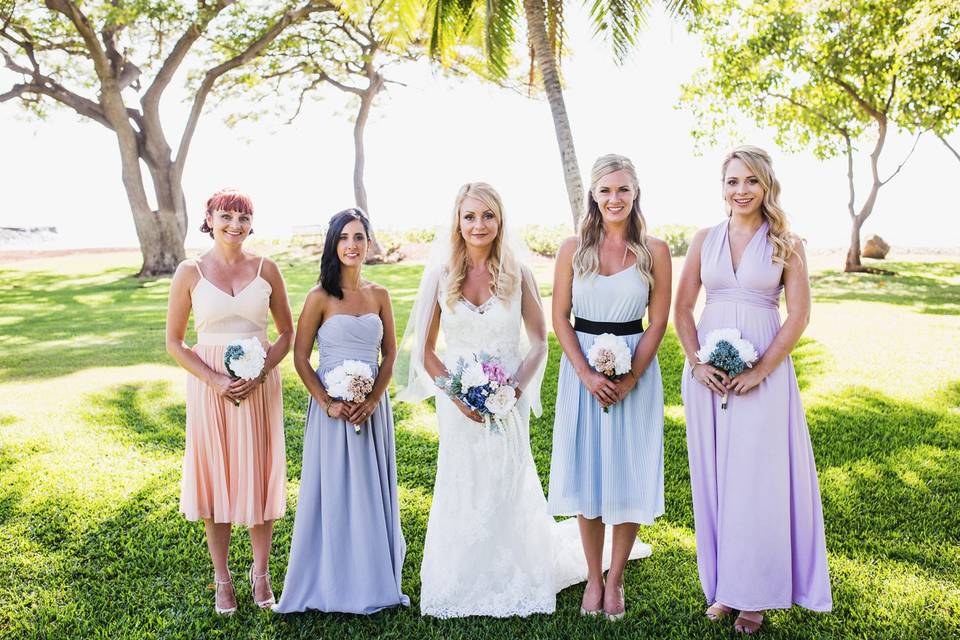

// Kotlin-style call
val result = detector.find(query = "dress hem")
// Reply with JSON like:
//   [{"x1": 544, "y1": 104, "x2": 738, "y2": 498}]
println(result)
[
  {"x1": 548, "y1": 507, "x2": 664, "y2": 527},
  {"x1": 420, "y1": 604, "x2": 555, "y2": 619},
  {"x1": 180, "y1": 508, "x2": 286, "y2": 527},
  {"x1": 712, "y1": 597, "x2": 833, "y2": 613},
  {"x1": 273, "y1": 597, "x2": 410, "y2": 615}
]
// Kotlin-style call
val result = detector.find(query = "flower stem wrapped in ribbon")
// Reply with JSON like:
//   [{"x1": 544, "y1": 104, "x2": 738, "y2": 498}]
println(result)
[
  {"x1": 586, "y1": 333, "x2": 632, "y2": 413},
  {"x1": 323, "y1": 360, "x2": 375, "y2": 434},
  {"x1": 696, "y1": 328, "x2": 759, "y2": 409},
  {"x1": 435, "y1": 352, "x2": 518, "y2": 431},
  {"x1": 223, "y1": 337, "x2": 268, "y2": 407}
]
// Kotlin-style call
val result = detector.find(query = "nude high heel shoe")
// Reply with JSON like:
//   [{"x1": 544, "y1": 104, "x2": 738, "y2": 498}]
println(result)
[
  {"x1": 249, "y1": 563, "x2": 276, "y2": 609},
  {"x1": 213, "y1": 574, "x2": 237, "y2": 616}
]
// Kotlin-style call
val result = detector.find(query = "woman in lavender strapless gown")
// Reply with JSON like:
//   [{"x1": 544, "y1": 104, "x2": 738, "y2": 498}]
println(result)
[
  {"x1": 674, "y1": 146, "x2": 831, "y2": 635},
  {"x1": 273, "y1": 209, "x2": 408, "y2": 614}
]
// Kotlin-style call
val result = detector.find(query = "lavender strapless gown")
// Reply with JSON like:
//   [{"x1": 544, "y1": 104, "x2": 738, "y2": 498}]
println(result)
[
  {"x1": 681, "y1": 221, "x2": 832, "y2": 612},
  {"x1": 273, "y1": 313, "x2": 409, "y2": 614}
]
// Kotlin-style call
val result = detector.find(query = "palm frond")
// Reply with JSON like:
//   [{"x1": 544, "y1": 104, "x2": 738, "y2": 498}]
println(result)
[
  {"x1": 589, "y1": 0, "x2": 652, "y2": 62},
  {"x1": 546, "y1": 0, "x2": 565, "y2": 63},
  {"x1": 485, "y1": 0, "x2": 519, "y2": 78}
]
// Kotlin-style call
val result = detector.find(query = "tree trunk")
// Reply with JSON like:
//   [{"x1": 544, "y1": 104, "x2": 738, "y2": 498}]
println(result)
[
  {"x1": 843, "y1": 117, "x2": 894, "y2": 275},
  {"x1": 522, "y1": 0, "x2": 584, "y2": 226},
  {"x1": 353, "y1": 75, "x2": 387, "y2": 263},
  {"x1": 845, "y1": 216, "x2": 864, "y2": 271}
]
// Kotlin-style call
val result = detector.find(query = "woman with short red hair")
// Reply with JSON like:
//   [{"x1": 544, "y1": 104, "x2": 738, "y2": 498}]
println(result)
[{"x1": 165, "y1": 188, "x2": 293, "y2": 614}]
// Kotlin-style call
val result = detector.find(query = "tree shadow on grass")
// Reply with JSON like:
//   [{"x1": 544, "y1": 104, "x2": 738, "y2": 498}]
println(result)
[
  {"x1": 0, "y1": 267, "x2": 172, "y2": 382},
  {"x1": 808, "y1": 384, "x2": 960, "y2": 584},
  {"x1": 810, "y1": 261, "x2": 960, "y2": 315},
  {"x1": 83, "y1": 382, "x2": 186, "y2": 454}
]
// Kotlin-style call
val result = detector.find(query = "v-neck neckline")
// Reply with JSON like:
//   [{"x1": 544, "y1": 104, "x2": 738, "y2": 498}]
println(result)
[
  {"x1": 725, "y1": 220, "x2": 766, "y2": 280},
  {"x1": 201, "y1": 274, "x2": 262, "y2": 299},
  {"x1": 460, "y1": 295, "x2": 497, "y2": 315}
]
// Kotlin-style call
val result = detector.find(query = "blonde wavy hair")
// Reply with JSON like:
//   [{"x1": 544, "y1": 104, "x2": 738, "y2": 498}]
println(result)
[
  {"x1": 444, "y1": 182, "x2": 520, "y2": 309},
  {"x1": 722, "y1": 145, "x2": 796, "y2": 266},
  {"x1": 573, "y1": 154, "x2": 654, "y2": 287}
]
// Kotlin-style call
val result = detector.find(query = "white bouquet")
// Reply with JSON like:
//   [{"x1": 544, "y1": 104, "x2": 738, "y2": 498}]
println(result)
[
  {"x1": 696, "y1": 328, "x2": 759, "y2": 409},
  {"x1": 586, "y1": 333, "x2": 632, "y2": 413},
  {"x1": 323, "y1": 360, "x2": 375, "y2": 433},
  {"x1": 223, "y1": 337, "x2": 267, "y2": 406}
]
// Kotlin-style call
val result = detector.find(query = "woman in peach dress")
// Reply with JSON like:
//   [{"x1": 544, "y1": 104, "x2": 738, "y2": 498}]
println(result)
[{"x1": 165, "y1": 189, "x2": 293, "y2": 614}]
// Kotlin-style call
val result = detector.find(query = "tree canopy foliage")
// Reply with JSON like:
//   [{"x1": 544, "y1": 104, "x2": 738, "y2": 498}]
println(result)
[{"x1": 681, "y1": 0, "x2": 959, "y2": 271}]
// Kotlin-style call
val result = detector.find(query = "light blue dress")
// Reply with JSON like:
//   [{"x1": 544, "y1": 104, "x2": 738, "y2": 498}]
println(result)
[
  {"x1": 547, "y1": 267, "x2": 665, "y2": 525},
  {"x1": 273, "y1": 313, "x2": 409, "y2": 614}
]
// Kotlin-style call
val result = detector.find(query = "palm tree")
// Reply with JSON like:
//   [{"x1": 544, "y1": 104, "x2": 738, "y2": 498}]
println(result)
[{"x1": 431, "y1": 0, "x2": 700, "y2": 225}]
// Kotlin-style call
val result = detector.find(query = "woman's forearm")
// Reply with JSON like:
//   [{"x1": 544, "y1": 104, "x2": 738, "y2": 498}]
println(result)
[
  {"x1": 263, "y1": 331, "x2": 292, "y2": 374},
  {"x1": 674, "y1": 309, "x2": 701, "y2": 365},
  {"x1": 294, "y1": 351, "x2": 330, "y2": 406},
  {"x1": 755, "y1": 312, "x2": 807, "y2": 376},
  {"x1": 370, "y1": 349, "x2": 395, "y2": 402},
  {"x1": 553, "y1": 316, "x2": 590, "y2": 377},
  {"x1": 167, "y1": 339, "x2": 217, "y2": 384},
  {"x1": 630, "y1": 318, "x2": 667, "y2": 377}
]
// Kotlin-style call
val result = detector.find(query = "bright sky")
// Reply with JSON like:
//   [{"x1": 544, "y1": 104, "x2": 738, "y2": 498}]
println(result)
[{"x1": 2, "y1": 7, "x2": 958, "y2": 249}]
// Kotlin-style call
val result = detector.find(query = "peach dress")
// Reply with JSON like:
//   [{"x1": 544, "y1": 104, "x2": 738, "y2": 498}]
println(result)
[{"x1": 179, "y1": 258, "x2": 286, "y2": 526}]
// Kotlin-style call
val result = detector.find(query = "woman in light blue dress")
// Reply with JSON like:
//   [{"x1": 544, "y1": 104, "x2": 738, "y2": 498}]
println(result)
[
  {"x1": 273, "y1": 208, "x2": 409, "y2": 614},
  {"x1": 548, "y1": 155, "x2": 672, "y2": 620}
]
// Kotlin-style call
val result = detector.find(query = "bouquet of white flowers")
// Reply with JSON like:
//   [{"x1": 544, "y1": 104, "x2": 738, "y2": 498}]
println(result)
[
  {"x1": 223, "y1": 337, "x2": 267, "y2": 406},
  {"x1": 696, "y1": 328, "x2": 759, "y2": 409},
  {"x1": 323, "y1": 360, "x2": 375, "y2": 433},
  {"x1": 586, "y1": 333, "x2": 632, "y2": 413},
  {"x1": 435, "y1": 352, "x2": 518, "y2": 432}
]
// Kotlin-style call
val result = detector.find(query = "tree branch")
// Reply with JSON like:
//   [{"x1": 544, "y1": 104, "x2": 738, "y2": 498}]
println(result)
[
  {"x1": 142, "y1": 1, "x2": 232, "y2": 116},
  {"x1": 938, "y1": 133, "x2": 960, "y2": 163},
  {"x1": 44, "y1": 0, "x2": 111, "y2": 80},
  {"x1": 767, "y1": 91, "x2": 849, "y2": 137},
  {"x1": 830, "y1": 74, "x2": 884, "y2": 121},
  {"x1": 173, "y1": 0, "x2": 336, "y2": 179},
  {"x1": 0, "y1": 80, "x2": 112, "y2": 128},
  {"x1": 879, "y1": 130, "x2": 922, "y2": 186}
]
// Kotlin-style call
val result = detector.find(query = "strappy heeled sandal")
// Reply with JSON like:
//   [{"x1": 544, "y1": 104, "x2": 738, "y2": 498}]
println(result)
[
  {"x1": 734, "y1": 611, "x2": 764, "y2": 635},
  {"x1": 248, "y1": 563, "x2": 276, "y2": 609},
  {"x1": 213, "y1": 574, "x2": 237, "y2": 616}
]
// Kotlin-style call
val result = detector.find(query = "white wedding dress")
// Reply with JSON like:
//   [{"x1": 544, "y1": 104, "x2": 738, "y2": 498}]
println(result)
[{"x1": 413, "y1": 267, "x2": 650, "y2": 618}]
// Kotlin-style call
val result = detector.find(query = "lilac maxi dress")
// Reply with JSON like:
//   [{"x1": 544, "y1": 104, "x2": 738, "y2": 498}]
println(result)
[{"x1": 681, "y1": 220, "x2": 832, "y2": 612}]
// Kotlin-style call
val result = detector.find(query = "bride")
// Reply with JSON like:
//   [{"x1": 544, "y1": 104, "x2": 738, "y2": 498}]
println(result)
[{"x1": 397, "y1": 182, "x2": 648, "y2": 618}]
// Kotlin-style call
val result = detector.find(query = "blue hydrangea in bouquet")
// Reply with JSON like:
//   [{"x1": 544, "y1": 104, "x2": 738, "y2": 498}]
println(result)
[{"x1": 696, "y1": 328, "x2": 759, "y2": 409}]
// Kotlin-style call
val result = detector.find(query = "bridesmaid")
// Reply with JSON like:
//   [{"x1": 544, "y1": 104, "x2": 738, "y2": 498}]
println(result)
[
  {"x1": 675, "y1": 146, "x2": 832, "y2": 634},
  {"x1": 272, "y1": 208, "x2": 409, "y2": 614},
  {"x1": 166, "y1": 188, "x2": 293, "y2": 614},
  {"x1": 547, "y1": 154, "x2": 672, "y2": 620}
]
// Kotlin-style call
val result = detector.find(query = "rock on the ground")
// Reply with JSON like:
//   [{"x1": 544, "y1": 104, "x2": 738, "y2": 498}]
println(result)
[{"x1": 862, "y1": 234, "x2": 890, "y2": 259}]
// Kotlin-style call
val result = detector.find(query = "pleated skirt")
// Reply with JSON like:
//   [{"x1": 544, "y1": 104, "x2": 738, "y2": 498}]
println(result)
[{"x1": 179, "y1": 343, "x2": 286, "y2": 526}]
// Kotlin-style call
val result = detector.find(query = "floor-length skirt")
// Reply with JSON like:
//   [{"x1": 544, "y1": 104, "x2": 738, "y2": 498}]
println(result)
[{"x1": 273, "y1": 367, "x2": 408, "y2": 614}]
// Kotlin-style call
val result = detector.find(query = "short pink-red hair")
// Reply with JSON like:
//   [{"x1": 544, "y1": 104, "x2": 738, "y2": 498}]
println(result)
[{"x1": 201, "y1": 188, "x2": 255, "y2": 237}]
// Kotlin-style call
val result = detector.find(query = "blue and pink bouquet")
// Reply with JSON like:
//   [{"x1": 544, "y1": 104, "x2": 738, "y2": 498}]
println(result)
[
  {"x1": 435, "y1": 352, "x2": 518, "y2": 431},
  {"x1": 696, "y1": 328, "x2": 759, "y2": 409}
]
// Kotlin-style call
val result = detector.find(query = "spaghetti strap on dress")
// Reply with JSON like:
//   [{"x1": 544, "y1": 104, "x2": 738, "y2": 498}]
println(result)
[{"x1": 179, "y1": 257, "x2": 286, "y2": 526}]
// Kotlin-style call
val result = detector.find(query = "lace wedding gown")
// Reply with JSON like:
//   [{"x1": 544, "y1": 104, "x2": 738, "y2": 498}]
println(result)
[{"x1": 418, "y1": 269, "x2": 650, "y2": 618}]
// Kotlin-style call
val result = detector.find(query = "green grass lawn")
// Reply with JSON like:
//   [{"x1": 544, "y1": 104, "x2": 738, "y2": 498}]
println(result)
[{"x1": 1, "y1": 253, "x2": 958, "y2": 639}]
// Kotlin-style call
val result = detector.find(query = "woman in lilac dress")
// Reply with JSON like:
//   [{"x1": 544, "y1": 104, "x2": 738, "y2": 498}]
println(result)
[
  {"x1": 272, "y1": 208, "x2": 408, "y2": 614},
  {"x1": 674, "y1": 146, "x2": 831, "y2": 634}
]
